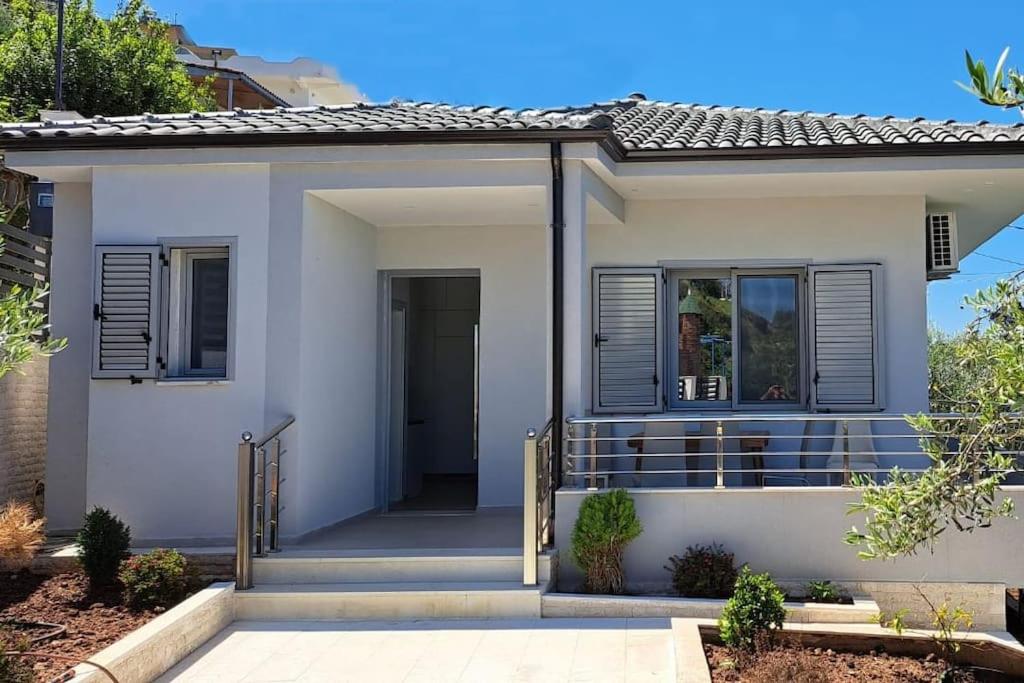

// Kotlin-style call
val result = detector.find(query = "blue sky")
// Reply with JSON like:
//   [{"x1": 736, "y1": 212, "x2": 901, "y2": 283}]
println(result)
[{"x1": 101, "y1": 0, "x2": 1024, "y2": 331}]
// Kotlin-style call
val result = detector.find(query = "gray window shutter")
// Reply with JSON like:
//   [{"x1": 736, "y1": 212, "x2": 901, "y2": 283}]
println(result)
[
  {"x1": 92, "y1": 246, "x2": 162, "y2": 379},
  {"x1": 808, "y1": 264, "x2": 884, "y2": 411},
  {"x1": 592, "y1": 268, "x2": 664, "y2": 413}
]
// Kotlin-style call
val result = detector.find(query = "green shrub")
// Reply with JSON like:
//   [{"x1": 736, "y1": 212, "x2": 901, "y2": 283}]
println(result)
[
  {"x1": 119, "y1": 548, "x2": 193, "y2": 610},
  {"x1": 665, "y1": 543, "x2": 737, "y2": 598},
  {"x1": 719, "y1": 567, "x2": 786, "y2": 651},
  {"x1": 0, "y1": 630, "x2": 35, "y2": 683},
  {"x1": 805, "y1": 580, "x2": 844, "y2": 604},
  {"x1": 77, "y1": 507, "x2": 131, "y2": 586},
  {"x1": 570, "y1": 489, "x2": 642, "y2": 594}
]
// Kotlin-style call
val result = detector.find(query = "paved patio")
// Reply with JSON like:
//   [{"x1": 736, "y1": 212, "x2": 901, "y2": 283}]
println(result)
[{"x1": 157, "y1": 618, "x2": 676, "y2": 682}]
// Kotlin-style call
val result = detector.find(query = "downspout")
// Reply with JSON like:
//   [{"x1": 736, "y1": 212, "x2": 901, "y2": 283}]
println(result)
[{"x1": 550, "y1": 141, "x2": 564, "y2": 490}]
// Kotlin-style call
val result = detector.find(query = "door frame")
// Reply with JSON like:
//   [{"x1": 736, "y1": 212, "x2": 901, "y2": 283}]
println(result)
[{"x1": 375, "y1": 269, "x2": 481, "y2": 512}]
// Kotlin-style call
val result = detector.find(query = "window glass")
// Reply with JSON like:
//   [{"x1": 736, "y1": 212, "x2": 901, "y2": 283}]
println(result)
[
  {"x1": 675, "y1": 277, "x2": 732, "y2": 403},
  {"x1": 737, "y1": 275, "x2": 800, "y2": 402},
  {"x1": 188, "y1": 256, "x2": 229, "y2": 372}
]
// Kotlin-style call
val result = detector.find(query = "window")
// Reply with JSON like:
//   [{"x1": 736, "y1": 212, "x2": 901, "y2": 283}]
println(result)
[
  {"x1": 594, "y1": 263, "x2": 883, "y2": 414},
  {"x1": 669, "y1": 274, "x2": 732, "y2": 407},
  {"x1": 92, "y1": 243, "x2": 233, "y2": 381},
  {"x1": 669, "y1": 269, "x2": 804, "y2": 409},
  {"x1": 165, "y1": 247, "x2": 230, "y2": 378}
]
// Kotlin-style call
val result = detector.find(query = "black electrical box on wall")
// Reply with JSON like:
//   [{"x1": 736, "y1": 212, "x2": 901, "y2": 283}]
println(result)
[{"x1": 29, "y1": 181, "x2": 54, "y2": 237}]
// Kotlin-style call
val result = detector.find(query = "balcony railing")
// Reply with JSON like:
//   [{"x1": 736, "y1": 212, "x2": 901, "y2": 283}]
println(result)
[
  {"x1": 563, "y1": 413, "x2": 1023, "y2": 490},
  {"x1": 235, "y1": 415, "x2": 296, "y2": 590},
  {"x1": 522, "y1": 418, "x2": 555, "y2": 586}
]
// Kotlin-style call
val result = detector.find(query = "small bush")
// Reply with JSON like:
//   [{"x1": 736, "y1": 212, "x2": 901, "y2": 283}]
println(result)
[
  {"x1": 0, "y1": 501, "x2": 45, "y2": 571},
  {"x1": 570, "y1": 489, "x2": 642, "y2": 594},
  {"x1": 665, "y1": 543, "x2": 737, "y2": 598},
  {"x1": 0, "y1": 630, "x2": 35, "y2": 683},
  {"x1": 804, "y1": 580, "x2": 844, "y2": 604},
  {"x1": 77, "y1": 507, "x2": 131, "y2": 586},
  {"x1": 719, "y1": 567, "x2": 786, "y2": 651},
  {"x1": 119, "y1": 548, "x2": 193, "y2": 610}
]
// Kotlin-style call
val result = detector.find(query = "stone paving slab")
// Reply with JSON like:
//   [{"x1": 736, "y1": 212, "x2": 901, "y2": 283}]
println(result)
[{"x1": 156, "y1": 618, "x2": 676, "y2": 682}]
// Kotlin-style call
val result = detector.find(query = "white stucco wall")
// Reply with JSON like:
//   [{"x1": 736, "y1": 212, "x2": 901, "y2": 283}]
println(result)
[
  {"x1": 45, "y1": 182, "x2": 93, "y2": 532},
  {"x1": 584, "y1": 195, "x2": 928, "y2": 414},
  {"x1": 377, "y1": 224, "x2": 550, "y2": 508},
  {"x1": 293, "y1": 196, "x2": 379, "y2": 533},
  {"x1": 555, "y1": 488, "x2": 1024, "y2": 590},
  {"x1": 85, "y1": 165, "x2": 270, "y2": 542}
]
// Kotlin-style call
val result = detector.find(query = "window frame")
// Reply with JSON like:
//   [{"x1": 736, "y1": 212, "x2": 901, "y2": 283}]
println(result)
[
  {"x1": 666, "y1": 266, "x2": 808, "y2": 412},
  {"x1": 159, "y1": 239, "x2": 235, "y2": 382}
]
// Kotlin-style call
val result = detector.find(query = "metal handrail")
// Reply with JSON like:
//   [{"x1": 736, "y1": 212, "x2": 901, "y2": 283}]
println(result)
[
  {"x1": 563, "y1": 413, "x2": 1023, "y2": 490},
  {"x1": 236, "y1": 415, "x2": 296, "y2": 590},
  {"x1": 523, "y1": 418, "x2": 555, "y2": 586}
]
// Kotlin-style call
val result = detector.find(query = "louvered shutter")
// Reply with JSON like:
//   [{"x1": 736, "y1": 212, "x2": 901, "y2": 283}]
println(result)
[
  {"x1": 592, "y1": 268, "x2": 664, "y2": 413},
  {"x1": 92, "y1": 246, "x2": 162, "y2": 379},
  {"x1": 808, "y1": 264, "x2": 884, "y2": 411}
]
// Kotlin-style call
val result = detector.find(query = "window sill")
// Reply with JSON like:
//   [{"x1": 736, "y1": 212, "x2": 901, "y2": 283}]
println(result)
[{"x1": 155, "y1": 378, "x2": 232, "y2": 386}]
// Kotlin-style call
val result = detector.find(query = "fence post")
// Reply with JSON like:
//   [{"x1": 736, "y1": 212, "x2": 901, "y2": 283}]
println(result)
[
  {"x1": 523, "y1": 428, "x2": 538, "y2": 586},
  {"x1": 842, "y1": 419, "x2": 851, "y2": 486},
  {"x1": 236, "y1": 433, "x2": 255, "y2": 590},
  {"x1": 565, "y1": 423, "x2": 575, "y2": 484},
  {"x1": 715, "y1": 420, "x2": 725, "y2": 489},
  {"x1": 254, "y1": 446, "x2": 266, "y2": 557}
]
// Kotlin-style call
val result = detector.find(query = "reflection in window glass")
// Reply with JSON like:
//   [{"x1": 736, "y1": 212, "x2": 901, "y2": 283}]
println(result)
[
  {"x1": 189, "y1": 257, "x2": 229, "y2": 372},
  {"x1": 676, "y1": 278, "x2": 732, "y2": 403},
  {"x1": 737, "y1": 275, "x2": 799, "y2": 402}
]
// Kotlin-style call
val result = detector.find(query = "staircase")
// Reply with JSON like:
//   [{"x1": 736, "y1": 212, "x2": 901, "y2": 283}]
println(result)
[{"x1": 235, "y1": 548, "x2": 557, "y2": 620}]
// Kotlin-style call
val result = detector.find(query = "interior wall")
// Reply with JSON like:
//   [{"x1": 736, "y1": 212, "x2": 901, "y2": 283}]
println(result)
[
  {"x1": 296, "y1": 196, "x2": 379, "y2": 533},
  {"x1": 406, "y1": 277, "x2": 479, "y2": 478},
  {"x1": 377, "y1": 225, "x2": 548, "y2": 508}
]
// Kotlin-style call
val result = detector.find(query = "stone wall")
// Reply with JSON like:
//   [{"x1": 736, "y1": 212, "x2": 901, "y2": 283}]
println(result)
[{"x1": 0, "y1": 357, "x2": 50, "y2": 510}]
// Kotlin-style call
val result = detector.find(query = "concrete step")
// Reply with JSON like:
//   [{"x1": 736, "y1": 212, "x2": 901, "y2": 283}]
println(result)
[
  {"x1": 252, "y1": 548, "x2": 554, "y2": 585},
  {"x1": 235, "y1": 581, "x2": 546, "y2": 620}
]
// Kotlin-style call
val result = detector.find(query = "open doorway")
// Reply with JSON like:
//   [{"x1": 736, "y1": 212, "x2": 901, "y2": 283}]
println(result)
[{"x1": 387, "y1": 275, "x2": 480, "y2": 512}]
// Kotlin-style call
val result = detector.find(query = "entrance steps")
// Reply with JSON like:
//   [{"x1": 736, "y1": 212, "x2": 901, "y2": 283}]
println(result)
[{"x1": 237, "y1": 548, "x2": 555, "y2": 620}]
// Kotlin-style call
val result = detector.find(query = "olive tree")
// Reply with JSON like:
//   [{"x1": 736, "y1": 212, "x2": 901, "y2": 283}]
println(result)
[{"x1": 845, "y1": 51, "x2": 1024, "y2": 559}]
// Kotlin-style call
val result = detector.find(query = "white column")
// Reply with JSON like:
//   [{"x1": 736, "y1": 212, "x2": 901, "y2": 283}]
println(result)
[{"x1": 562, "y1": 161, "x2": 588, "y2": 419}]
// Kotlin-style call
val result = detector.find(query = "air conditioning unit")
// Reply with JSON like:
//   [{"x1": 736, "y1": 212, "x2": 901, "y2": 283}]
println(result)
[{"x1": 926, "y1": 212, "x2": 959, "y2": 280}]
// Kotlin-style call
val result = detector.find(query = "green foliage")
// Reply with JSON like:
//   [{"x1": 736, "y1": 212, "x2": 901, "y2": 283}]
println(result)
[
  {"x1": 77, "y1": 506, "x2": 131, "y2": 586},
  {"x1": 119, "y1": 548, "x2": 193, "y2": 610},
  {"x1": 846, "y1": 277, "x2": 1023, "y2": 560},
  {"x1": 0, "y1": 277, "x2": 66, "y2": 380},
  {"x1": 957, "y1": 47, "x2": 1024, "y2": 111},
  {"x1": 570, "y1": 489, "x2": 642, "y2": 594},
  {"x1": 0, "y1": 632, "x2": 34, "y2": 683},
  {"x1": 664, "y1": 543, "x2": 737, "y2": 598},
  {"x1": 804, "y1": 580, "x2": 844, "y2": 604},
  {"x1": 0, "y1": 0, "x2": 214, "y2": 122},
  {"x1": 871, "y1": 608, "x2": 909, "y2": 635},
  {"x1": 718, "y1": 567, "x2": 786, "y2": 651},
  {"x1": 927, "y1": 325, "x2": 987, "y2": 413}
]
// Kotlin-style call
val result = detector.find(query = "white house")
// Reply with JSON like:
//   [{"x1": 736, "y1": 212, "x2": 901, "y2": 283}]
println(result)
[{"x1": 3, "y1": 96, "x2": 1024, "y2": 615}]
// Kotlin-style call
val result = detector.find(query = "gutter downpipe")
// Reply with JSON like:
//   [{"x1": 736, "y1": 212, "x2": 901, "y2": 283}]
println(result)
[{"x1": 550, "y1": 142, "x2": 564, "y2": 492}]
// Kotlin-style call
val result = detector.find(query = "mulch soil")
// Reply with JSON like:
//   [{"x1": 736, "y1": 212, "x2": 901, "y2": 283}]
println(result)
[
  {"x1": 705, "y1": 642, "x2": 1005, "y2": 682},
  {"x1": 0, "y1": 571, "x2": 159, "y2": 682}
]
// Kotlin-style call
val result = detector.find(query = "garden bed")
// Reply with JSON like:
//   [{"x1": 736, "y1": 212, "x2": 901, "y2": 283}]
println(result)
[
  {"x1": 701, "y1": 626, "x2": 1024, "y2": 683},
  {"x1": 0, "y1": 571, "x2": 174, "y2": 681}
]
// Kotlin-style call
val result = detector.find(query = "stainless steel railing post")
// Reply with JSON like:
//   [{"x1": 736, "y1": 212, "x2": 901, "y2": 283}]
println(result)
[
  {"x1": 523, "y1": 427, "x2": 538, "y2": 586},
  {"x1": 268, "y1": 438, "x2": 281, "y2": 553},
  {"x1": 236, "y1": 432, "x2": 255, "y2": 590},
  {"x1": 254, "y1": 446, "x2": 266, "y2": 557},
  {"x1": 588, "y1": 422, "x2": 598, "y2": 489},
  {"x1": 842, "y1": 419, "x2": 851, "y2": 486},
  {"x1": 715, "y1": 420, "x2": 725, "y2": 489}
]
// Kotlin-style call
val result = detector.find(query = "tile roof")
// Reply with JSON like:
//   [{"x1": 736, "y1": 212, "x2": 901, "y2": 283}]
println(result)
[{"x1": 3, "y1": 94, "x2": 1024, "y2": 157}]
